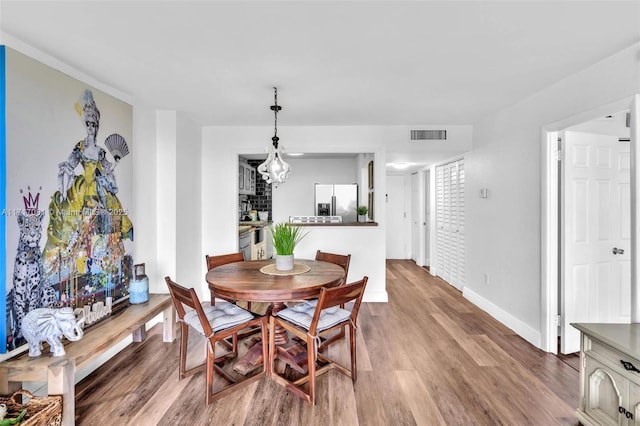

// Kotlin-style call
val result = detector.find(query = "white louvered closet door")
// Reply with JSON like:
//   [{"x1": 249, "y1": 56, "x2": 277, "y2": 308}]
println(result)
[
  {"x1": 435, "y1": 165, "x2": 446, "y2": 278},
  {"x1": 436, "y1": 159, "x2": 465, "y2": 290}
]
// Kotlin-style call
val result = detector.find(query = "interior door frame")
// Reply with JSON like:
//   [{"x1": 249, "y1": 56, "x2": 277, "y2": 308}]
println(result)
[
  {"x1": 541, "y1": 94, "x2": 639, "y2": 353},
  {"x1": 385, "y1": 173, "x2": 410, "y2": 259},
  {"x1": 410, "y1": 168, "x2": 431, "y2": 268},
  {"x1": 411, "y1": 172, "x2": 420, "y2": 263}
]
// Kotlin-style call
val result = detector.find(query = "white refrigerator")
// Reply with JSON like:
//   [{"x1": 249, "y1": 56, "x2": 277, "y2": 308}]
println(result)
[{"x1": 314, "y1": 184, "x2": 358, "y2": 223}]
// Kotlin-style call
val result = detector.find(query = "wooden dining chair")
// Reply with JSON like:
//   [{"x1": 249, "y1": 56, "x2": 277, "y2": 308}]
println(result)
[
  {"x1": 206, "y1": 252, "x2": 252, "y2": 311},
  {"x1": 297, "y1": 250, "x2": 351, "y2": 350},
  {"x1": 315, "y1": 250, "x2": 351, "y2": 286},
  {"x1": 268, "y1": 276, "x2": 368, "y2": 405},
  {"x1": 165, "y1": 276, "x2": 268, "y2": 404}
]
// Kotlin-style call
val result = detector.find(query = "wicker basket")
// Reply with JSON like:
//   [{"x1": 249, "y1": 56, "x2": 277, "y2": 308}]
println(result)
[{"x1": 0, "y1": 390, "x2": 62, "y2": 426}]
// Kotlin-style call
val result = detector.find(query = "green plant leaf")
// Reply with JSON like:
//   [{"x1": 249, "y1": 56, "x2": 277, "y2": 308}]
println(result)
[
  {"x1": 268, "y1": 222, "x2": 309, "y2": 255},
  {"x1": 356, "y1": 205, "x2": 368, "y2": 215}
]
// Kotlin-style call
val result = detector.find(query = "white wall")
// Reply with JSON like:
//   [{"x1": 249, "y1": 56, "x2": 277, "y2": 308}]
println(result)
[
  {"x1": 464, "y1": 43, "x2": 640, "y2": 348},
  {"x1": 175, "y1": 113, "x2": 202, "y2": 288},
  {"x1": 136, "y1": 110, "x2": 202, "y2": 293},
  {"x1": 132, "y1": 105, "x2": 159, "y2": 291},
  {"x1": 272, "y1": 157, "x2": 358, "y2": 221},
  {"x1": 201, "y1": 126, "x2": 391, "y2": 303},
  {"x1": 155, "y1": 111, "x2": 177, "y2": 287},
  {"x1": 569, "y1": 111, "x2": 630, "y2": 136},
  {"x1": 385, "y1": 125, "x2": 474, "y2": 165}
]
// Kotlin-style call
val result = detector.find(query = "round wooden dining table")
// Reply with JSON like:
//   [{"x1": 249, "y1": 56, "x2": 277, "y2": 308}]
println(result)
[
  {"x1": 206, "y1": 259, "x2": 345, "y2": 374},
  {"x1": 206, "y1": 258, "x2": 345, "y2": 341}
]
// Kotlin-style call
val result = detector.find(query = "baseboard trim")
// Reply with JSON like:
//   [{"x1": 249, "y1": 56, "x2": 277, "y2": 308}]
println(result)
[
  {"x1": 363, "y1": 289, "x2": 388, "y2": 303},
  {"x1": 463, "y1": 287, "x2": 541, "y2": 348}
]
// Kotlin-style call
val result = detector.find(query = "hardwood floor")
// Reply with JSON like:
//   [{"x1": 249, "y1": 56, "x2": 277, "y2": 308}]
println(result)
[{"x1": 75, "y1": 260, "x2": 579, "y2": 425}]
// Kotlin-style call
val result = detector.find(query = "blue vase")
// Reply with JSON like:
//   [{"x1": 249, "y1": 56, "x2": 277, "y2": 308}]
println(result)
[{"x1": 130, "y1": 263, "x2": 149, "y2": 304}]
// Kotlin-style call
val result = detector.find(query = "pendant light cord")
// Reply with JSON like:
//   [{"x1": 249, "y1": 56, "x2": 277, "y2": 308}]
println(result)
[
  {"x1": 273, "y1": 87, "x2": 278, "y2": 137},
  {"x1": 271, "y1": 87, "x2": 281, "y2": 148}
]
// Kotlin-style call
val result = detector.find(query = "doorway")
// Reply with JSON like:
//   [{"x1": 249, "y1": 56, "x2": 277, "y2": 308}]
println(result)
[
  {"x1": 410, "y1": 170, "x2": 430, "y2": 267},
  {"x1": 411, "y1": 172, "x2": 419, "y2": 263},
  {"x1": 386, "y1": 174, "x2": 409, "y2": 259},
  {"x1": 542, "y1": 95, "x2": 638, "y2": 354},
  {"x1": 559, "y1": 118, "x2": 631, "y2": 354}
]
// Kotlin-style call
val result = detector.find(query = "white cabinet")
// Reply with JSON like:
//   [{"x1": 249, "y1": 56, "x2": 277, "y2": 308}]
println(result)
[
  {"x1": 239, "y1": 227, "x2": 267, "y2": 261},
  {"x1": 251, "y1": 240, "x2": 266, "y2": 260},
  {"x1": 239, "y1": 162, "x2": 256, "y2": 195},
  {"x1": 575, "y1": 324, "x2": 640, "y2": 426},
  {"x1": 583, "y1": 355, "x2": 629, "y2": 425},
  {"x1": 250, "y1": 226, "x2": 267, "y2": 260}
]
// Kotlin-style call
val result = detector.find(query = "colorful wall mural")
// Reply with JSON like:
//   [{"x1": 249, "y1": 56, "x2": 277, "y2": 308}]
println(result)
[{"x1": 1, "y1": 46, "x2": 134, "y2": 354}]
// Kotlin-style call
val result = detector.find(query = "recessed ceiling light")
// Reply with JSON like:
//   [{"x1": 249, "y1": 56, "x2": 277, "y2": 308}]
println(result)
[
  {"x1": 287, "y1": 153, "x2": 304, "y2": 157},
  {"x1": 388, "y1": 162, "x2": 411, "y2": 170}
]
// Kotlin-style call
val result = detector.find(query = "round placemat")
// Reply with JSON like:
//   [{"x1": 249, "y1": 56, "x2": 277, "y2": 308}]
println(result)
[{"x1": 260, "y1": 263, "x2": 311, "y2": 276}]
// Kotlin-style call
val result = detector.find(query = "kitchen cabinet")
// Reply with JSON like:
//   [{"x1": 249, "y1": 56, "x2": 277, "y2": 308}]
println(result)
[
  {"x1": 266, "y1": 232, "x2": 273, "y2": 259},
  {"x1": 239, "y1": 229, "x2": 251, "y2": 261},
  {"x1": 252, "y1": 240, "x2": 266, "y2": 260},
  {"x1": 239, "y1": 162, "x2": 256, "y2": 195},
  {"x1": 573, "y1": 323, "x2": 640, "y2": 425},
  {"x1": 251, "y1": 226, "x2": 266, "y2": 260}
]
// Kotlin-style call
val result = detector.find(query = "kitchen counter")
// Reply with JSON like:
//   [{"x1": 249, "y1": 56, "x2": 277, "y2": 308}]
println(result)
[
  {"x1": 238, "y1": 225, "x2": 253, "y2": 234},
  {"x1": 239, "y1": 221, "x2": 270, "y2": 226},
  {"x1": 292, "y1": 222, "x2": 378, "y2": 227},
  {"x1": 288, "y1": 215, "x2": 377, "y2": 226}
]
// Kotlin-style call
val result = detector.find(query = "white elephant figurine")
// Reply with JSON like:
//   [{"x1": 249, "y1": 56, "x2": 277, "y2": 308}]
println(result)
[{"x1": 22, "y1": 307, "x2": 84, "y2": 357}]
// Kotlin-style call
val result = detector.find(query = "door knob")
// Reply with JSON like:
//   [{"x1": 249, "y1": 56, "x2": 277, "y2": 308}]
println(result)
[{"x1": 613, "y1": 247, "x2": 625, "y2": 255}]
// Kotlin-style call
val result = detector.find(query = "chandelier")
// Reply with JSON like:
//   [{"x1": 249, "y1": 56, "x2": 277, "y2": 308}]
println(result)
[{"x1": 258, "y1": 87, "x2": 291, "y2": 187}]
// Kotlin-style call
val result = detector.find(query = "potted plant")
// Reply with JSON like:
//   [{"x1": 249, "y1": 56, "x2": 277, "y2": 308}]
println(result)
[
  {"x1": 356, "y1": 205, "x2": 369, "y2": 222},
  {"x1": 269, "y1": 222, "x2": 309, "y2": 271}
]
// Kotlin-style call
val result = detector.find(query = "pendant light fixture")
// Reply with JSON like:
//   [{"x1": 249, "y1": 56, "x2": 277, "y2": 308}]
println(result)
[{"x1": 258, "y1": 87, "x2": 291, "y2": 187}]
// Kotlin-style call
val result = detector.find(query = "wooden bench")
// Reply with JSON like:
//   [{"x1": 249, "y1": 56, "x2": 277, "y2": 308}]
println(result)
[{"x1": 0, "y1": 294, "x2": 175, "y2": 425}]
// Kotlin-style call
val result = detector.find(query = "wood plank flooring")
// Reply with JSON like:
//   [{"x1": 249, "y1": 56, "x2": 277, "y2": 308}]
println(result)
[{"x1": 74, "y1": 260, "x2": 579, "y2": 425}]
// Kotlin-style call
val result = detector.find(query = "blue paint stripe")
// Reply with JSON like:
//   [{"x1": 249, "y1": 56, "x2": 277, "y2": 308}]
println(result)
[{"x1": 0, "y1": 45, "x2": 7, "y2": 353}]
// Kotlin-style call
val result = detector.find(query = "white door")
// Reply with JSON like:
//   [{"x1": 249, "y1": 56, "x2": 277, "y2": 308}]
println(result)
[
  {"x1": 456, "y1": 161, "x2": 465, "y2": 288},
  {"x1": 424, "y1": 170, "x2": 431, "y2": 267},
  {"x1": 435, "y1": 164, "x2": 448, "y2": 280},
  {"x1": 435, "y1": 159, "x2": 465, "y2": 290},
  {"x1": 386, "y1": 174, "x2": 408, "y2": 259},
  {"x1": 411, "y1": 173, "x2": 419, "y2": 262},
  {"x1": 561, "y1": 130, "x2": 631, "y2": 354}
]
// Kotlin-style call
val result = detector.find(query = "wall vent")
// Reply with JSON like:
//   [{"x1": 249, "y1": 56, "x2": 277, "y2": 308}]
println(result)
[{"x1": 411, "y1": 129, "x2": 447, "y2": 141}]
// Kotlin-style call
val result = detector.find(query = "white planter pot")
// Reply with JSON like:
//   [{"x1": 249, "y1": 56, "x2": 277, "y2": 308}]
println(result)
[
  {"x1": 276, "y1": 254, "x2": 294, "y2": 271},
  {"x1": 358, "y1": 215, "x2": 367, "y2": 222}
]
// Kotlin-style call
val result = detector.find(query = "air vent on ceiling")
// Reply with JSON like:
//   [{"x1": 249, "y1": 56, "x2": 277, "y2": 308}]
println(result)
[{"x1": 410, "y1": 129, "x2": 447, "y2": 141}]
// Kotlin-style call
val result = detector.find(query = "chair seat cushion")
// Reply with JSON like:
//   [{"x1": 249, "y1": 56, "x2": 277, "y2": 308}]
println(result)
[
  {"x1": 276, "y1": 303, "x2": 349, "y2": 332},
  {"x1": 298, "y1": 299, "x2": 318, "y2": 309},
  {"x1": 184, "y1": 302, "x2": 254, "y2": 335}
]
